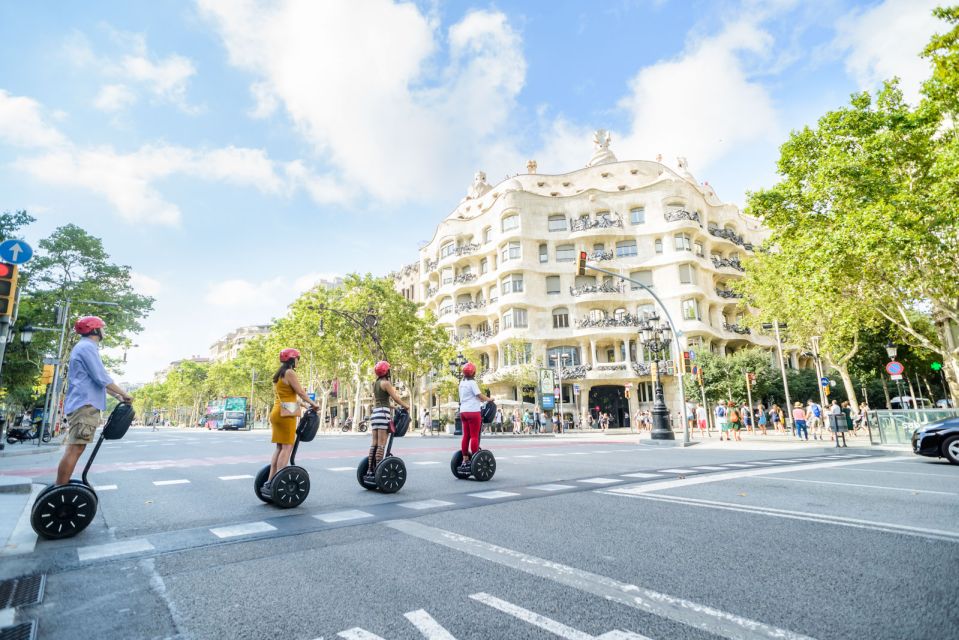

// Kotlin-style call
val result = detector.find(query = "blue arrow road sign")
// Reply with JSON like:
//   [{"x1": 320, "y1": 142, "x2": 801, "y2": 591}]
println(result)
[
  {"x1": 0, "y1": 239, "x2": 33, "y2": 264},
  {"x1": 820, "y1": 377, "x2": 829, "y2": 386}
]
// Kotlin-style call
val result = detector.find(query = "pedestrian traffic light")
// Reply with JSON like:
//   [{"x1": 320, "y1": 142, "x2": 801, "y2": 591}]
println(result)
[
  {"x1": 682, "y1": 351, "x2": 692, "y2": 373},
  {"x1": 41, "y1": 364, "x2": 54, "y2": 385},
  {"x1": 577, "y1": 251, "x2": 587, "y2": 276},
  {"x1": 931, "y1": 362, "x2": 943, "y2": 371},
  {"x1": 0, "y1": 262, "x2": 18, "y2": 316},
  {"x1": 746, "y1": 372, "x2": 756, "y2": 385}
]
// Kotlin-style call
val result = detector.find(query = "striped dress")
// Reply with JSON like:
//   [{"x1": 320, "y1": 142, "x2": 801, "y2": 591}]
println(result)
[{"x1": 370, "y1": 379, "x2": 391, "y2": 430}]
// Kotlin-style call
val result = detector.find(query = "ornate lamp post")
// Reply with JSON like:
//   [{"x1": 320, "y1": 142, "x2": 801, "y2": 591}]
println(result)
[
  {"x1": 448, "y1": 352, "x2": 467, "y2": 435},
  {"x1": 639, "y1": 313, "x2": 675, "y2": 440}
]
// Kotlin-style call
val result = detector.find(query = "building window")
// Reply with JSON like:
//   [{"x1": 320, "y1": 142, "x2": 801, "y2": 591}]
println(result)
[
  {"x1": 674, "y1": 233, "x2": 692, "y2": 252},
  {"x1": 589, "y1": 308, "x2": 606, "y2": 322},
  {"x1": 502, "y1": 214, "x2": 519, "y2": 232},
  {"x1": 636, "y1": 303, "x2": 655, "y2": 318},
  {"x1": 504, "y1": 341, "x2": 532, "y2": 365},
  {"x1": 480, "y1": 258, "x2": 488, "y2": 274},
  {"x1": 503, "y1": 308, "x2": 527, "y2": 329},
  {"x1": 441, "y1": 268, "x2": 453, "y2": 285},
  {"x1": 694, "y1": 241, "x2": 704, "y2": 257},
  {"x1": 539, "y1": 243, "x2": 548, "y2": 263},
  {"x1": 575, "y1": 275, "x2": 596, "y2": 288},
  {"x1": 547, "y1": 345, "x2": 580, "y2": 366},
  {"x1": 501, "y1": 273, "x2": 524, "y2": 294},
  {"x1": 682, "y1": 298, "x2": 700, "y2": 320},
  {"x1": 552, "y1": 307, "x2": 569, "y2": 328},
  {"x1": 616, "y1": 239, "x2": 637, "y2": 257},
  {"x1": 548, "y1": 215, "x2": 567, "y2": 232},
  {"x1": 489, "y1": 286, "x2": 498, "y2": 302},
  {"x1": 546, "y1": 276, "x2": 561, "y2": 295},
  {"x1": 629, "y1": 270, "x2": 653, "y2": 291},
  {"x1": 439, "y1": 297, "x2": 453, "y2": 316},
  {"x1": 630, "y1": 207, "x2": 645, "y2": 225},
  {"x1": 501, "y1": 241, "x2": 521, "y2": 262},
  {"x1": 440, "y1": 241, "x2": 455, "y2": 258},
  {"x1": 556, "y1": 243, "x2": 575, "y2": 262},
  {"x1": 593, "y1": 242, "x2": 604, "y2": 251},
  {"x1": 678, "y1": 263, "x2": 696, "y2": 285},
  {"x1": 654, "y1": 238, "x2": 663, "y2": 254},
  {"x1": 483, "y1": 227, "x2": 492, "y2": 243}
]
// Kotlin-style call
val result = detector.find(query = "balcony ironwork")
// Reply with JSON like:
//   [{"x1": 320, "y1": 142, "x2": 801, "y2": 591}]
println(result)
[
  {"x1": 723, "y1": 322, "x2": 751, "y2": 335},
  {"x1": 426, "y1": 286, "x2": 438, "y2": 298},
  {"x1": 708, "y1": 226, "x2": 754, "y2": 250},
  {"x1": 664, "y1": 209, "x2": 702, "y2": 225},
  {"x1": 588, "y1": 249, "x2": 614, "y2": 261},
  {"x1": 715, "y1": 288, "x2": 742, "y2": 299},
  {"x1": 454, "y1": 300, "x2": 486, "y2": 314},
  {"x1": 570, "y1": 281, "x2": 625, "y2": 296},
  {"x1": 575, "y1": 313, "x2": 644, "y2": 329},
  {"x1": 711, "y1": 256, "x2": 745, "y2": 272},
  {"x1": 453, "y1": 272, "x2": 477, "y2": 284},
  {"x1": 454, "y1": 243, "x2": 480, "y2": 256},
  {"x1": 425, "y1": 259, "x2": 438, "y2": 273},
  {"x1": 570, "y1": 214, "x2": 624, "y2": 232},
  {"x1": 561, "y1": 364, "x2": 592, "y2": 379},
  {"x1": 463, "y1": 327, "x2": 497, "y2": 344}
]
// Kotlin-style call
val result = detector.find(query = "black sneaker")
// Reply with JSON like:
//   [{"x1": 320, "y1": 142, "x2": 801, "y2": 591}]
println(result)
[
  {"x1": 363, "y1": 472, "x2": 376, "y2": 484},
  {"x1": 259, "y1": 481, "x2": 273, "y2": 497},
  {"x1": 458, "y1": 462, "x2": 472, "y2": 474}
]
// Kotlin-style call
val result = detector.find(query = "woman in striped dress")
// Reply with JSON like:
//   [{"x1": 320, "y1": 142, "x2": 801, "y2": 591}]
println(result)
[{"x1": 364, "y1": 360, "x2": 410, "y2": 483}]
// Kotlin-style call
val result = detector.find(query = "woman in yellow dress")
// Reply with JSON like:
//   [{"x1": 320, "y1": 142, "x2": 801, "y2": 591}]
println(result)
[{"x1": 263, "y1": 348, "x2": 320, "y2": 495}]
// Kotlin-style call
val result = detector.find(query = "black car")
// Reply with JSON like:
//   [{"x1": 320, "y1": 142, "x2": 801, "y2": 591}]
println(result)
[{"x1": 911, "y1": 418, "x2": 959, "y2": 464}]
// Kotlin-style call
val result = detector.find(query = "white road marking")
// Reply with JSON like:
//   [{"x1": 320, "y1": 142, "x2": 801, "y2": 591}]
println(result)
[
  {"x1": 833, "y1": 467, "x2": 957, "y2": 479},
  {"x1": 722, "y1": 463, "x2": 753, "y2": 468},
  {"x1": 0, "y1": 608, "x2": 14, "y2": 627},
  {"x1": 609, "y1": 492, "x2": 959, "y2": 543},
  {"x1": 388, "y1": 521, "x2": 811, "y2": 640},
  {"x1": 399, "y1": 499, "x2": 455, "y2": 510},
  {"x1": 620, "y1": 473, "x2": 661, "y2": 479},
  {"x1": 529, "y1": 483, "x2": 575, "y2": 491},
  {"x1": 568, "y1": 452, "x2": 591, "y2": 455},
  {"x1": 752, "y1": 476, "x2": 959, "y2": 496},
  {"x1": 328, "y1": 467, "x2": 356, "y2": 472},
  {"x1": 691, "y1": 466, "x2": 727, "y2": 471},
  {"x1": 218, "y1": 475, "x2": 254, "y2": 481},
  {"x1": 468, "y1": 490, "x2": 519, "y2": 499},
  {"x1": 404, "y1": 609, "x2": 458, "y2": 639},
  {"x1": 153, "y1": 479, "x2": 190, "y2": 486},
  {"x1": 338, "y1": 629, "x2": 385, "y2": 640},
  {"x1": 515, "y1": 455, "x2": 536, "y2": 458},
  {"x1": 769, "y1": 459, "x2": 805, "y2": 463},
  {"x1": 315, "y1": 510, "x2": 375, "y2": 523},
  {"x1": 210, "y1": 521, "x2": 276, "y2": 539},
  {"x1": 658, "y1": 469, "x2": 698, "y2": 474},
  {"x1": 578, "y1": 478, "x2": 621, "y2": 484},
  {"x1": 544, "y1": 453, "x2": 566, "y2": 457},
  {"x1": 413, "y1": 461, "x2": 441, "y2": 465},
  {"x1": 78, "y1": 538, "x2": 155, "y2": 562},
  {"x1": 94, "y1": 484, "x2": 118, "y2": 491},
  {"x1": 747, "y1": 462, "x2": 777, "y2": 465},
  {"x1": 471, "y1": 592, "x2": 651, "y2": 640}
]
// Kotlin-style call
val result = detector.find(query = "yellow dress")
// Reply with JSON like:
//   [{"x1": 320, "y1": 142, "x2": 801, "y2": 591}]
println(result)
[{"x1": 269, "y1": 377, "x2": 297, "y2": 444}]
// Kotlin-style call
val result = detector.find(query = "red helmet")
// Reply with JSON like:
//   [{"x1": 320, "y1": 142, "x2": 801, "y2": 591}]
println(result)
[
  {"x1": 374, "y1": 361, "x2": 391, "y2": 377},
  {"x1": 74, "y1": 316, "x2": 105, "y2": 335},
  {"x1": 279, "y1": 348, "x2": 301, "y2": 362},
  {"x1": 462, "y1": 362, "x2": 477, "y2": 377}
]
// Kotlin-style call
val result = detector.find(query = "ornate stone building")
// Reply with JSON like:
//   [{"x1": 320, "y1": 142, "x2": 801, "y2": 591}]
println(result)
[{"x1": 395, "y1": 132, "x2": 795, "y2": 426}]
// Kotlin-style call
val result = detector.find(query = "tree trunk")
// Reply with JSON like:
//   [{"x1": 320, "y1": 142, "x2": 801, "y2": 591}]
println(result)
[
  {"x1": 882, "y1": 377, "x2": 891, "y2": 409},
  {"x1": 829, "y1": 362, "x2": 859, "y2": 413}
]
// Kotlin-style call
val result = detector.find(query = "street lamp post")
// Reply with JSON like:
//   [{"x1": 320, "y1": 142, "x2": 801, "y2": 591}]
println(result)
[
  {"x1": 549, "y1": 352, "x2": 571, "y2": 432},
  {"x1": 762, "y1": 320, "x2": 794, "y2": 430},
  {"x1": 639, "y1": 314, "x2": 675, "y2": 440},
  {"x1": 809, "y1": 336, "x2": 829, "y2": 410},
  {"x1": 448, "y1": 352, "x2": 467, "y2": 435},
  {"x1": 885, "y1": 342, "x2": 910, "y2": 409}
]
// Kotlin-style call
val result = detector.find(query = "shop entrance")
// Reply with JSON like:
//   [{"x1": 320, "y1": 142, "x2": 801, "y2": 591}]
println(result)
[{"x1": 588, "y1": 385, "x2": 628, "y2": 427}]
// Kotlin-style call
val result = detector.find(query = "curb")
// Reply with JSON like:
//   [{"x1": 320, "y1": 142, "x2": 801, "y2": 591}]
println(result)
[
  {"x1": 0, "y1": 443, "x2": 62, "y2": 458},
  {"x1": 0, "y1": 476, "x2": 31, "y2": 494}
]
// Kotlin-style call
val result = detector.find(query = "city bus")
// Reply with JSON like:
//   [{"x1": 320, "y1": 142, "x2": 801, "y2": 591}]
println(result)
[{"x1": 205, "y1": 396, "x2": 249, "y2": 430}]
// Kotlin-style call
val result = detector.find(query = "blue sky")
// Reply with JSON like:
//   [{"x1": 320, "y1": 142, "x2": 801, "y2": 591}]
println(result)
[{"x1": 0, "y1": 0, "x2": 944, "y2": 382}]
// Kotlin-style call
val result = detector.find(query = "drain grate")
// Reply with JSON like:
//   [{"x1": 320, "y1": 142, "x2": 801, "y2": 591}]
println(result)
[
  {"x1": 0, "y1": 622, "x2": 36, "y2": 640},
  {"x1": 0, "y1": 575, "x2": 45, "y2": 609}
]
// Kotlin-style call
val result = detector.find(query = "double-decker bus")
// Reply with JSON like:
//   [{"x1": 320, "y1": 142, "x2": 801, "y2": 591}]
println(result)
[{"x1": 205, "y1": 396, "x2": 249, "y2": 430}]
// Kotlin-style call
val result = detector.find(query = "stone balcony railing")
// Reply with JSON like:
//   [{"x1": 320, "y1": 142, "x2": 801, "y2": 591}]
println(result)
[
  {"x1": 723, "y1": 322, "x2": 751, "y2": 335},
  {"x1": 570, "y1": 281, "x2": 625, "y2": 297},
  {"x1": 570, "y1": 214, "x2": 624, "y2": 232},
  {"x1": 575, "y1": 313, "x2": 644, "y2": 329},
  {"x1": 454, "y1": 300, "x2": 486, "y2": 314},
  {"x1": 453, "y1": 273, "x2": 477, "y2": 284},
  {"x1": 589, "y1": 249, "x2": 614, "y2": 261},
  {"x1": 711, "y1": 256, "x2": 745, "y2": 272},
  {"x1": 664, "y1": 209, "x2": 702, "y2": 225},
  {"x1": 715, "y1": 288, "x2": 742, "y2": 299}
]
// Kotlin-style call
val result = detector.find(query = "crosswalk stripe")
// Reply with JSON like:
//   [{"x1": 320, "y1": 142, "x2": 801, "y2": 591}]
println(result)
[
  {"x1": 218, "y1": 475, "x2": 254, "y2": 481},
  {"x1": 403, "y1": 609, "x2": 458, "y2": 640},
  {"x1": 413, "y1": 461, "x2": 441, "y2": 465},
  {"x1": 691, "y1": 466, "x2": 727, "y2": 471},
  {"x1": 658, "y1": 469, "x2": 698, "y2": 474},
  {"x1": 529, "y1": 484, "x2": 575, "y2": 491},
  {"x1": 315, "y1": 510, "x2": 374, "y2": 523},
  {"x1": 328, "y1": 467, "x2": 355, "y2": 471},
  {"x1": 399, "y1": 499, "x2": 455, "y2": 510},
  {"x1": 78, "y1": 538, "x2": 154, "y2": 562},
  {"x1": 210, "y1": 521, "x2": 276, "y2": 539},
  {"x1": 337, "y1": 628, "x2": 386, "y2": 640},
  {"x1": 93, "y1": 484, "x2": 118, "y2": 491},
  {"x1": 578, "y1": 478, "x2": 621, "y2": 484},
  {"x1": 153, "y1": 479, "x2": 190, "y2": 486},
  {"x1": 620, "y1": 473, "x2": 661, "y2": 479},
  {"x1": 469, "y1": 490, "x2": 519, "y2": 500}
]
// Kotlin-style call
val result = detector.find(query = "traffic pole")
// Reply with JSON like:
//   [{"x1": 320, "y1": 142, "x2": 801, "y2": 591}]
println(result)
[{"x1": 745, "y1": 372, "x2": 754, "y2": 433}]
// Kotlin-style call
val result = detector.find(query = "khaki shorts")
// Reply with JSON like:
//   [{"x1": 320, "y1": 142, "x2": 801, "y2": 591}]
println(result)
[{"x1": 65, "y1": 405, "x2": 102, "y2": 444}]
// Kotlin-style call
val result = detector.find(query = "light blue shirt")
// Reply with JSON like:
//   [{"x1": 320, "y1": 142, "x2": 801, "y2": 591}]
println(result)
[{"x1": 64, "y1": 338, "x2": 114, "y2": 414}]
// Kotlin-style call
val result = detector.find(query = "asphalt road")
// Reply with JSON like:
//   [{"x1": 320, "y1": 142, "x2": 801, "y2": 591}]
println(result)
[{"x1": 1, "y1": 427, "x2": 956, "y2": 639}]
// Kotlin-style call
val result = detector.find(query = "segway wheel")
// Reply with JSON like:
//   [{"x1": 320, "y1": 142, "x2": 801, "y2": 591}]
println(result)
[
  {"x1": 270, "y1": 466, "x2": 310, "y2": 508},
  {"x1": 356, "y1": 458, "x2": 378, "y2": 491},
  {"x1": 253, "y1": 465, "x2": 273, "y2": 504},
  {"x1": 31, "y1": 484, "x2": 98, "y2": 540},
  {"x1": 374, "y1": 456, "x2": 406, "y2": 494},
  {"x1": 450, "y1": 451, "x2": 470, "y2": 479},
  {"x1": 471, "y1": 450, "x2": 496, "y2": 482}
]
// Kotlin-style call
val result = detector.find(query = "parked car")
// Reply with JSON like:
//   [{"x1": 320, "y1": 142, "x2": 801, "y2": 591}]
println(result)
[{"x1": 911, "y1": 417, "x2": 959, "y2": 464}]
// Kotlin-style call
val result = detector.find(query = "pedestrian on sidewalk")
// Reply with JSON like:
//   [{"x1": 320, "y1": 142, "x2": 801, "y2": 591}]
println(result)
[
  {"x1": 715, "y1": 402, "x2": 729, "y2": 441},
  {"x1": 807, "y1": 399, "x2": 823, "y2": 440},
  {"x1": 728, "y1": 403, "x2": 742, "y2": 441},
  {"x1": 493, "y1": 408, "x2": 503, "y2": 433},
  {"x1": 422, "y1": 409, "x2": 432, "y2": 436},
  {"x1": 793, "y1": 402, "x2": 808, "y2": 440},
  {"x1": 770, "y1": 404, "x2": 784, "y2": 433},
  {"x1": 696, "y1": 403, "x2": 708, "y2": 437},
  {"x1": 54, "y1": 317, "x2": 134, "y2": 486},
  {"x1": 757, "y1": 403, "x2": 768, "y2": 435}
]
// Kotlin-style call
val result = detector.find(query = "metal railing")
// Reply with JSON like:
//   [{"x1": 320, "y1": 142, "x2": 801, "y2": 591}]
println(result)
[
  {"x1": 570, "y1": 215, "x2": 624, "y2": 232},
  {"x1": 570, "y1": 281, "x2": 625, "y2": 296},
  {"x1": 867, "y1": 409, "x2": 959, "y2": 445},
  {"x1": 664, "y1": 209, "x2": 702, "y2": 225}
]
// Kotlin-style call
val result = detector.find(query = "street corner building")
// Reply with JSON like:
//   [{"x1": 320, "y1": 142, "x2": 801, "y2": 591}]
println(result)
[{"x1": 392, "y1": 132, "x2": 801, "y2": 426}]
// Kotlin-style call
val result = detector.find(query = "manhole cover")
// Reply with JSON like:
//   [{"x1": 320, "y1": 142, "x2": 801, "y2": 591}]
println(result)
[
  {"x1": 0, "y1": 575, "x2": 45, "y2": 608},
  {"x1": 0, "y1": 621, "x2": 36, "y2": 640}
]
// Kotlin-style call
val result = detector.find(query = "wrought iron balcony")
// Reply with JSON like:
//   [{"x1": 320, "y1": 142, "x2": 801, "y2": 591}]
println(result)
[
  {"x1": 425, "y1": 259, "x2": 438, "y2": 273},
  {"x1": 708, "y1": 226, "x2": 748, "y2": 247},
  {"x1": 715, "y1": 288, "x2": 742, "y2": 299},
  {"x1": 426, "y1": 286, "x2": 438, "y2": 298},
  {"x1": 575, "y1": 313, "x2": 644, "y2": 329},
  {"x1": 561, "y1": 364, "x2": 592, "y2": 379},
  {"x1": 664, "y1": 209, "x2": 702, "y2": 225},
  {"x1": 589, "y1": 249, "x2": 614, "y2": 261},
  {"x1": 463, "y1": 327, "x2": 497, "y2": 344},
  {"x1": 723, "y1": 322, "x2": 751, "y2": 335},
  {"x1": 454, "y1": 300, "x2": 486, "y2": 314},
  {"x1": 570, "y1": 214, "x2": 624, "y2": 232},
  {"x1": 453, "y1": 272, "x2": 476, "y2": 284},
  {"x1": 454, "y1": 243, "x2": 480, "y2": 256},
  {"x1": 570, "y1": 281, "x2": 625, "y2": 296},
  {"x1": 711, "y1": 256, "x2": 745, "y2": 272}
]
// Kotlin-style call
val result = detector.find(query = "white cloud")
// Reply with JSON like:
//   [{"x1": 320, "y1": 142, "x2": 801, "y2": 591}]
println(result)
[
  {"x1": 198, "y1": 0, "x2": 526, "y2": 203},
  {"x1": 248, "y1": 81, "x2": 277, "y2": 119},
  {"x1": 130, "y1": 272, "x2": 163, "y2": 297},
  {"x1": 205, "y1": 272, "x2": 340, "y2": 327},
  {"x1": 0, "y1": 90, "x2": 67, "y2": 149},
  {"x1": 93, "y1": 83, "x2": 138, "y2": 112},
  {"x1": 835, "y1": 0, "x2": 940, "y2": 104}
]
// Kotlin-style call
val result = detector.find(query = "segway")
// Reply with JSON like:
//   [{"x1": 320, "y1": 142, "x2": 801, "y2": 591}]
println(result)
[
  {"x1": 451, "y1": 401, "x2": 497, "y2": 481},
  {"x1": 253, "y1": 408, "x2": 320, "y2": 508},
  {"x1": 356, "y1": 407, "x2": 409, "y2": 494},
  {"x1": 31, "y1": 402, "x2": 135, "y2": 540}
]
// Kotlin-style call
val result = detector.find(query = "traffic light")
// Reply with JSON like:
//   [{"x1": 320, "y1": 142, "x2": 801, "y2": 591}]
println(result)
[
  {"x1": 682, "y1": 351, "x2": 692, "y2": 373},
  {"x1": 577, "y1": 251, "x2": 587, "y2": 276},
  {"x1": 0, "y1": 262, "x2": 18, "y2": 316},
  {"x1": 746, "y1": 372, "x2": 756, "y2": 385},
  {"x1": 41, "y1": 364, "x2": 54, "y2": 385}
]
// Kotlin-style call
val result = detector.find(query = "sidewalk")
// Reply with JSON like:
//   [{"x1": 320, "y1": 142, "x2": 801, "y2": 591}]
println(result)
[{"x1": 0, "y1": 440, "x2": 63, "y2": 458}]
